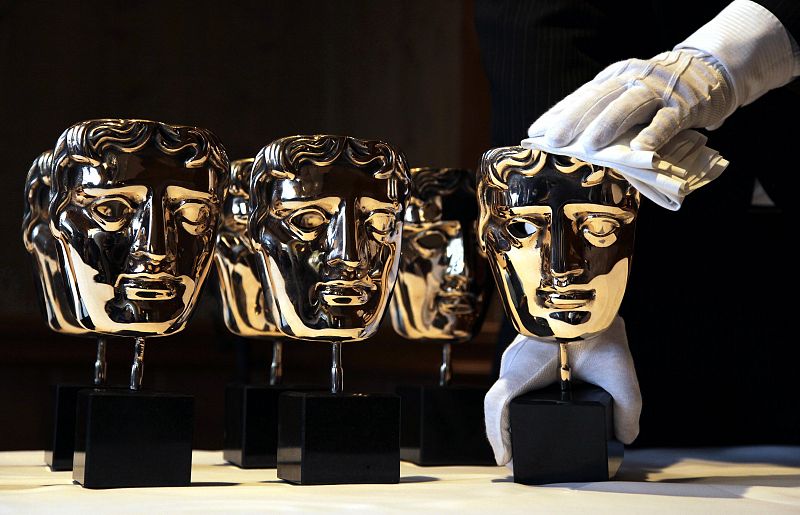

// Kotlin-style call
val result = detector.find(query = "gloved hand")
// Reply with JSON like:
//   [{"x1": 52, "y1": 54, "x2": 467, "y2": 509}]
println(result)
[
  {"x1": 529, "y1": 49, "x2": 733, "y2": 152},
  {"x1": 484, "y1": 316, "x2": 642, "y2": 467},
  {"x1": 529, "y1": 0, "x2": 796, "y2": 152}
]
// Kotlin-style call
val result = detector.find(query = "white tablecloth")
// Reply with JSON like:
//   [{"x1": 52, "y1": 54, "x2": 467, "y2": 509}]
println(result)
[{"x1": 1, "y1": 447, "x2": 799, "y2": 514}]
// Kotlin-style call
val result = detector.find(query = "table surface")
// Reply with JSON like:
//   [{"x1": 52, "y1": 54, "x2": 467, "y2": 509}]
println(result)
[{"x1": 1, "y1": 447, "x2": 799, "y2": 514}]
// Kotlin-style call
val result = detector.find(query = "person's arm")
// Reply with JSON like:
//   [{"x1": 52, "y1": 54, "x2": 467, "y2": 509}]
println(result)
[{"x1": 529, "y1": 0, "x2": 800, "y2": 152}]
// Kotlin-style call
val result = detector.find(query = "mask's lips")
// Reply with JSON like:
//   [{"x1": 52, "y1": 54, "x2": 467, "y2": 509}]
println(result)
[
  {"x1": 436, "y1": 291, "x2": 476, "y2": 315},
  {"x1": 116, "y1": 273, "x2": 180, "y2": 301},
  {"x1": 315, "y1": 279, "x2": 376, "y2": 306},
  {"x1": 537, "y1": 288, "x2": 595, "y2": 310}
]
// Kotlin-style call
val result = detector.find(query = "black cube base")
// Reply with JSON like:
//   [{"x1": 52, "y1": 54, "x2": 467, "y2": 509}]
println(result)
[
  {"x1": 509, "y1": 382, "x2": 623, "y2": 485},
  {"x1": 224, "y1": 384, "x2": 319, "y2": 468},
  {"x1": 45, "y1": 384, "x2": 100, "y2": 471},
  {"x1": 398, "y1": 385, "x2": 495, "y2": 466},
  {"x1": 73, "y1": 389, "x2": 194, "y2": 489},
  {"x1": 277, "y1": 391, "x2": 400, "y2": 485}
]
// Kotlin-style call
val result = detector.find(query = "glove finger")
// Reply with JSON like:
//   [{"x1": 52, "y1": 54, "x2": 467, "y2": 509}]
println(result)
[
  {"x1": 593, "y1": 58, "x2": 637, "y2": 83},
  {"x1": 572, "y1": 317, "x2": 642, "y2": 445},
  {"x1": 630, "y1": 106, "x2": 685, "y2": 151},
  {"x1": 528, "y1": 107, "x2": 563, "y2": 138},
  {"x1": 527, "y1": 83, "x2": 594, "y2": 138},
  {"x1": 529, "y1": 59, "x2": 632, "y2": 139},
  {"x1": 484, "y1": 379, "x2": 513, "y2": 465},
  {"x1": 544, "y1": 79, "x2": 628, "y2": 147},
  {"x1": 581, "y1": 86, "x2": 662, "y2": 150},
  {"x1": 596, "y1": 335, "x2": 642, "y2": 445},
  {"x1": 485, "y1": 336, "x2": 560, "y2": 465}
]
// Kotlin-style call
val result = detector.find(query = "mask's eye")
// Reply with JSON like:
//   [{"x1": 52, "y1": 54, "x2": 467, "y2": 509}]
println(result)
[
  {"x1": 177, "y1": 202, "x2": 212, "y2": 235},
  {"x1": 292, "y1": 210, "x2": 327, "y2": 230},
  {"x1": 506, "y1": 218, "x2": 539, "y2": 240},
  {"x1": 89, "y1": 197, "x2": 133, "y2": 231},
  {"x1": 286, "y1": 208, "x2": 328, "y2": 240},
  {"x1": 365, "y1": 212, "x2": 395, "y2": 236},
  {"x1": 580, "y1": 216, "x2": 620, "y2": 247},
  {"x1": 414, "y1": 231, "x2": 448, "y2": 250}
]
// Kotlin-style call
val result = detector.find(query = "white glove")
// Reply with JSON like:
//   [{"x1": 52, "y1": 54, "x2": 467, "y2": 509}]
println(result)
[
  {"x1": 529, "y1": 0, "x2": 797, "y2": 152},
  {"x1": 484, "y1": 316, "x2": 642, "y2": 467}
]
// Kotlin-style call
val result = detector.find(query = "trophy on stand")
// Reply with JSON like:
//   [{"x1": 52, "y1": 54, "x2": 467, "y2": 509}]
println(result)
[
  {"x1": 249, "y1": 135, "x2": 410, "y2": 484},
  {"x1": 23, "y1": 150, "x2": 112, "y2": 471},
  {"x1": 389, "y1": 167, "x2": 494, "y2": 465},
  {"x1": 47, "y1": 119, "x2": 229, "y2": 488},
  {"x1": 216, "y1": 158, "x2": 311, "y2": 468},
  {"x1": 478, "y1": 147, "x2": 639, "y2": 484}
]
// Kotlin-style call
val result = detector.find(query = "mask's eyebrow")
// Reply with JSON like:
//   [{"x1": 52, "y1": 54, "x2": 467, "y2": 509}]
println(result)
[
  {"x1": 81, "y1": 186, "x2": 148, "y2": 203},
  {"x1": 272, "y1": 197, "x2": 340, "y2": 217},
  {"x1": 506, "y1": 205, "x2": 551, "y2": 217},
  {"x1": 359, "y1": 196, "x2": 399, "y2": 214},
  {"x1": 563, "y1": 204, "x2": 636, "y2": 223},
  {"x1": 166, "y1": 185, "x2": 213, "y2": 202}
]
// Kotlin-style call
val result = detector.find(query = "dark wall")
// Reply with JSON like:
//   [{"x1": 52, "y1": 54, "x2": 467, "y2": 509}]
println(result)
[{"x1": 0, "y1": 0, "x2": 493, "y2": 450}]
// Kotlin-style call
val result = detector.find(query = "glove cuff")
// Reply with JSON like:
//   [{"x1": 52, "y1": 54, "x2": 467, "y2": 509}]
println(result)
[{"x1": 674, "y1": 0, "x2": 796, "y2": 116}]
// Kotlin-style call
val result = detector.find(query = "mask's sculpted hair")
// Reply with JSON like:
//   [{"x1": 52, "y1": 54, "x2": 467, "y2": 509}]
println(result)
[
  {"x1": 249, "y1": 135, "x2": 410, "y2": 235},
  {"x1": 477, "y1": 146, "x2": 638, "y2": 251},
  {"x1": 407, "y1": 167, "x2": 477, "y2": 224},
  {"x1": 22, "y1": 150, "x2": 54, "y2": 250},
  {"x1": 229, "y1": 158, "x2": 254, "y2": 200},
  {"x1": 49, "y1": 119, "x2": 229, "y2": 219},
  {"x1": 410, "y1": 167, "x2": 473, "y2": 200}
]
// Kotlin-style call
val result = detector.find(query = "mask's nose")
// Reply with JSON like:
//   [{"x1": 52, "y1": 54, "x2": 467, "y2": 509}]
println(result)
[
  {"x1": 442, "y1": 236, "x2": 469, "y2": 291},
  {"x1": 130, "y1": 196, "x2": 173, "y2": 273},
  {"x1": 326, "y1": 205, "x2": 367, "y2": 273},
  {"x1": 548, "y1": 214, "x2": 584, "y2": 286}
]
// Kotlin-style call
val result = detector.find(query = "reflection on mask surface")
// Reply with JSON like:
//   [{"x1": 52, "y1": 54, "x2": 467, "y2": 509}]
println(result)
[
  {"x1": 48, "y1": 119, "x2": 229, "y2": 337},
  {"x1": 215, "y1": 158, "x2": 281, "y2": 338},
  {"x1": 22, "y1": 150, "x2": 88, "y2": 335},
  {"x1": 478, "y1": 147, "x2": 639, "y2": 341},
  {"x1": 249, "y1": 135, "x2": 410, "y2": 342},
  {"x1": 390, "y1": 168, "x2": 490, "y2": 341}
]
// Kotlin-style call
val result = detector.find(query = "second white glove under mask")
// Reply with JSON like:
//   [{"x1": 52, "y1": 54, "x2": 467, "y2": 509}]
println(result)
[
  {"x1": 484, "y1": 316, "x2": 642, "y2": 467},
  {"x1": 529, "y1": 49, "x2": 734, "y2": 152}
]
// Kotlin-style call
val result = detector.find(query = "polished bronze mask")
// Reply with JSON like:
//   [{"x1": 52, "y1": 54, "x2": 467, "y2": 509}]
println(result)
[
  {"x1": 216, "y1": 158, "x2": 284, "y2": 385},
  {"x1": 23, "y1": 150, "x2": 88, "y2": 336},
  {"x1": 249, "y1": 135, "x2": 410, "y2": 343},
  {"x1": 48, "y1": 119, "x2": 229, "y2": 337},
  {"x1": 23, "y1": 149, "x2": 111, "y2": 384},
  {"x1": 215, "y1": 158, "x2": 281, "y2": 339},
  {"x1": 478, "y1": 147, "x2": 639, "y2": 342},
  {"x1": 390, "y1": 168, "x2": 490, "y2": 342}
]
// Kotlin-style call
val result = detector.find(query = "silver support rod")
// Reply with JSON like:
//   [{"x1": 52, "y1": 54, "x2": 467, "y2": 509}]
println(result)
[
  {"x1": 559, "y1": 342, "x2": 572, "y2": 396},
  {"x1": 93, "y1": 336, "x2": 108, "y2": 386},
  {"x1": 269, "y1": 341, "x2": 283, "y2": 386},
  {"x1": 129, "y1": 336, "x2": 146, "y2": 391},
  {"x1": 331, "y1": 342, "x2": 343, "y2": 394},
  {"x1": 439, "y1": 342, "x2": 452, "y2": 387}
]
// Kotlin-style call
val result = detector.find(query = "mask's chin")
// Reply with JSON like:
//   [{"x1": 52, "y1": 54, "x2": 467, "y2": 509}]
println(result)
[
  {"x1": 544, "y1": 310, "x2": 619, "y2": 341},
  {"x1": 548, "y1": 310, "x2": 591, "y2": 325},
  {"x1": 105, "y1": 280, "x2": 189, "y2": 325}
]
